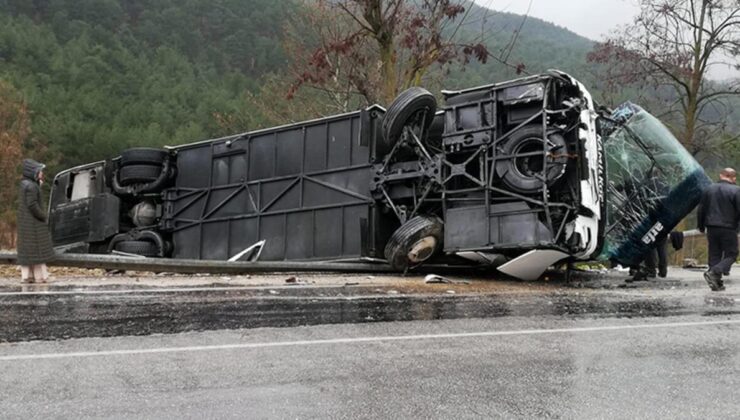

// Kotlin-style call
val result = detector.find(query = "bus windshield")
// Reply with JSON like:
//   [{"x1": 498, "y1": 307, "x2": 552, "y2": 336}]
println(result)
[{"x1": 600, "y1": 103, "x2": 710, "y2": 266}]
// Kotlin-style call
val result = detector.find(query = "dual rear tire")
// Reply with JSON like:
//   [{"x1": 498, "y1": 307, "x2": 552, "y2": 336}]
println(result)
[
  {"x1": 112, "y1": 148, "x2": 171, "y2": 258},
  {"x1": 117, "y1": 148, "x2": 169, "y2": 187}
]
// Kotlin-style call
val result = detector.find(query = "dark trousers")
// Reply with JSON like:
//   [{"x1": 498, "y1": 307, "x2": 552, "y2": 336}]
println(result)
[
  {"x1": 645, "y1": 236, "x2": 668, "y2": 276},
  {"x1": 707, "y1": 227, "x2": 739, "y2": 277}
]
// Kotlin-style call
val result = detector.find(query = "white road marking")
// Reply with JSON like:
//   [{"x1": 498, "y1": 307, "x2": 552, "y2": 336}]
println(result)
[{"x1": 1, "y1": 318, "x2": 738, "y2": 362}]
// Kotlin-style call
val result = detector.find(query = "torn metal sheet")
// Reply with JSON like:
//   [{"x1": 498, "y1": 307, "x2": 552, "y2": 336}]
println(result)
[
  {"x1": 424, "y1": 274, "x2": 471, "y2": 284},
  {"x1": 228, "y1": 240, "x2": 266, "y2": 262},
  {"x1": 497, "y1": 250, "x2": 570, "y2": 281}
]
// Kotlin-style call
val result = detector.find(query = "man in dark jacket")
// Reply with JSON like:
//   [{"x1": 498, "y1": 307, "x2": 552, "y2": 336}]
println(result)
[
  {"x1": 698, "y1": 168, "x2": 740, "y2": 291},
  {"x1": 16, "y1": 159, "x2": 55, "y2": 283}
]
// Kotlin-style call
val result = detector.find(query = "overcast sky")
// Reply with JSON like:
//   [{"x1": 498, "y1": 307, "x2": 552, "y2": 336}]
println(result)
[{"x1": 473, "y1": 0, "x2": 641, "y2": 41}]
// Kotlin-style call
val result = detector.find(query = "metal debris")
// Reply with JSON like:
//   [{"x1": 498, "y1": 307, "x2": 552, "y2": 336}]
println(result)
[{"x1": 424, "y1": 274, "x2": 471, "y2": 285}]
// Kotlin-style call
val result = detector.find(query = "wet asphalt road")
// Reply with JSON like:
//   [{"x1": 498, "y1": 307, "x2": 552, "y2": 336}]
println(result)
[
  {"x1": 0, "y1": 285, "x2": 724, "y2": 343},
  {"x1": 1, "y1": 314, "x2": 739, "y2": 419},
  {"x1": 0, "y1": 267, "x2": 739, "y2": 418},
  {"x1": 1, "y1": 282, "x2": 738, "y2": 343}
]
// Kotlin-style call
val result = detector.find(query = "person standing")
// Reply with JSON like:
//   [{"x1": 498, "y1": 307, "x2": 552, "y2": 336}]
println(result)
[
  {"x1": 629, "y1": 236, "x2": 669, "y2": 282},
  {"x1": 16, "y1": 159, "x2": 55, "y2": 283},
  {"x1": 628, "y1": 172, "x2": 670, "y2": 282},
  {"x1": 645, "y1": 236, "x2": 669, "y2": 278},
  {"x1": 697, "y1": 168, "x2": 740, "y2": 291}
]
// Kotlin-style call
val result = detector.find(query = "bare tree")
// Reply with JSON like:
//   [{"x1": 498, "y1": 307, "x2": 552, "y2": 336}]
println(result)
[
  {"x1": 589, "y1": 0, "x2": 740, "y2": 156},
  {"x1": 286, "y1": 0, "x2": 491, "y2": 107}
]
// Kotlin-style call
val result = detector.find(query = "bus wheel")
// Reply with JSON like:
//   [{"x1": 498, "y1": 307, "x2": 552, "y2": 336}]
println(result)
[
  {"x1": 380, "y1": 87, "x2": 437, "y2": 156},
  {"x1": 118, "y1": 164, "x2": 163, "y2": 186},
  {"x1": 120, "y1": 148, "x2": 168, "y2": 166},
  {"x1": 113, "y1": 240, "x2": 160, "y2": 257},
  {"x1": 384, "y1": 215, "x2": 443, "y2": 271}
]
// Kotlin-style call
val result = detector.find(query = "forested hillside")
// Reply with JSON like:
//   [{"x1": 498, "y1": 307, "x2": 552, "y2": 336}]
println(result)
[
  {"x1": 0, "y1": 0, "x2": 289, "y2": 169},
  {"x1": 448, "y1": 10, "x2": 594, "y2": 89},
  {"x1": 0, "y1": 0, "x2": 595, "y2": 171}
]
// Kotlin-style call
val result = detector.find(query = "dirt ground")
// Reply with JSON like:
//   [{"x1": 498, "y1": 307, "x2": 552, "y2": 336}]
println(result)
[
  {"x1": 0, "y1": 262, "x2": 569, "y2": 295},
  {"x1": 2, "y1": 257, "x2": 733, "y2": 296}
]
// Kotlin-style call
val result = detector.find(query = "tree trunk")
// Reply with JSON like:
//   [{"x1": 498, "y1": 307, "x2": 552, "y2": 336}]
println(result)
[
  {"x1": 684, "y1": 94, "x2": 697, "y2": 151},
  {"x1": 378, "y1": 38, "x2": 398, "y2": 105},
  {"x1": 685, "y1": 0, "x2": 708, "y2": 153}
]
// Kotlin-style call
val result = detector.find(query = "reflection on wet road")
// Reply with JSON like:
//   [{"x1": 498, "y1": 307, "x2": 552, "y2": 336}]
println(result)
[
  {"x1": 1, "y1": 281, "x2": 738, "y2": 342},
  {"x1": 1, "y1": 314, "x2": 738, "y2": 419},
  {"x1": 0, "y1": 267, "x2": 738, "y2": 418}
]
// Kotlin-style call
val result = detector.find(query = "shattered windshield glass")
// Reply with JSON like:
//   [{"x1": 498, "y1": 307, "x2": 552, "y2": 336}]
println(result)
[{"x1": 600, "y1": 103, "x2": 710, "y2": 265}]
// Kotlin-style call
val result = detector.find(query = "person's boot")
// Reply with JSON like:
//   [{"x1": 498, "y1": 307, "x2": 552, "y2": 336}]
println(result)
[
  {"x1": 631, "y1": 270, "x2": 648, "y2": 282},
  {"x1": 704, "y1": 271, "x2": 722, "y2": 291}
]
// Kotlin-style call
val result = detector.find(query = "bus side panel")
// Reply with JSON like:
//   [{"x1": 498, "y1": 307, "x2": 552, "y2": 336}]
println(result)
[{"x1": 164, "y1": 109, "x2": 384, "y2": 261}]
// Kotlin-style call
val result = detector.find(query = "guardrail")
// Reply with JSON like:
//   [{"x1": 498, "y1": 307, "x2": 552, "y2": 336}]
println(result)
[{"x1": 672, "y1": 229, "x2": 740, "y2": 267}]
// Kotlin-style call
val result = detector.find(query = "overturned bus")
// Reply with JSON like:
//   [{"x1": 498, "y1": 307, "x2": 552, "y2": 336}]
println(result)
[{"x1": 48, "y1": 71, "x2": 711, "y2": 280}]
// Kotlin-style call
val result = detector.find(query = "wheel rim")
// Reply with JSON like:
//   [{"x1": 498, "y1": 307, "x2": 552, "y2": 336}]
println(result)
[
  {"x1": 407, "y1": 236, "x2": 437, "y2": 263},
  {"x1": 408, "y1": 108, "x2": 432, "y2": 140}
]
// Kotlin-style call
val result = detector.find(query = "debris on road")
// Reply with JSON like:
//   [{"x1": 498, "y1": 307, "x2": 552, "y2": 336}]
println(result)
[
  {"x1": 284, "y1": 276, "x2": 309, "y2": 285},
  {"x1": 106, "y1": 269, "x2": 126, "y2": 276},
  {"x1": 424, "y1": 274, "x2": 471, "y2": 285},
  {"x1": 683, "y1": 258, "x2": 708, "y2": 269}
]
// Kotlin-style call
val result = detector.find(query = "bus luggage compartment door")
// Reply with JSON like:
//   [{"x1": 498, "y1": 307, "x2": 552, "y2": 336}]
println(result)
[{"x1": 162, "y1": 109, "x2": 387, "y2": 261}]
